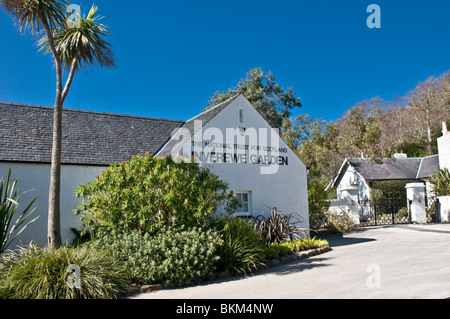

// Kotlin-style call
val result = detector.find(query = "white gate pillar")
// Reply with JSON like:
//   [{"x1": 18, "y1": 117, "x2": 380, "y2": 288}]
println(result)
[{"x1": 406, "y1": 183, "x2": 427, "y2": 224}]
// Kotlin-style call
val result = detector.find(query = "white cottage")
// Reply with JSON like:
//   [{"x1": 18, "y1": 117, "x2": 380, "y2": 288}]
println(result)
[
  {"x1": 329, "y1": 122, "x2": 450, "y2": 223},
  {"x1": 0, "y1": 95, "x2": 309, "y2": 247}
]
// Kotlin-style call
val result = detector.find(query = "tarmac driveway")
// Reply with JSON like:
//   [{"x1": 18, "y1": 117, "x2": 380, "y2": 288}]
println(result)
[{"x1": 130, "y1": 224, "x2": 450, "y2": 299}]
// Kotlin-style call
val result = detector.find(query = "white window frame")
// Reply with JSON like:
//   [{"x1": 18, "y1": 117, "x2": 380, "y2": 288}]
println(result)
[{"x1": 236, "y1": 191, "x2": 252, "y2": 217}]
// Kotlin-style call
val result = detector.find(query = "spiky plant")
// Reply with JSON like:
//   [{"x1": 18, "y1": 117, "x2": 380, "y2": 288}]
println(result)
[
  {"x1": 428, "y1": 168, "x2": 450, "y2": 197},
  {"x1": 254, "y1": 207, "x2": 307, "y2": 247},
  {"x1": 0, "y1": 169, "x2": 39, "y2": 255}
]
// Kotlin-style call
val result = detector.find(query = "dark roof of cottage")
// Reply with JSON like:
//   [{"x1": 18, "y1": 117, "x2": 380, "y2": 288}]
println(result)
[
  {"x1": 157, "y1": 95, "x2": 241, "y2": 157},
  {"x1": 331, "y1": 155, "x2": 440, "y2": 188},
  {"x1": 348, "y1": 158, "x2": 422, "y2": 181},
  {"x1": 0, "y1": 101, "x2": 185, "y2": 166},
  {"x1": 416, "y1": 155, "x2": 440, "y2": 179}
]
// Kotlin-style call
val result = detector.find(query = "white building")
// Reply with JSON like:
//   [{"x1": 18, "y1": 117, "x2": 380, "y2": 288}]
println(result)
[{"x1": 0, "y1": 95, "x2": 309, "y2": 247}]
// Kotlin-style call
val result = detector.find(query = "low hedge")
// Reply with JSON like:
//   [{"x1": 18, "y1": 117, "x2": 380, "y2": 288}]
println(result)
[{"x1": 263, "y1": 238, "x2": 330, "y2": 260}]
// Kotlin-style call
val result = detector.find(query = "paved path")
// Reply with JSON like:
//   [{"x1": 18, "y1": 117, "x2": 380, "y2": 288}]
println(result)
[{"x1": 130, "y1": 224, "x2": 450, "y2": 299}]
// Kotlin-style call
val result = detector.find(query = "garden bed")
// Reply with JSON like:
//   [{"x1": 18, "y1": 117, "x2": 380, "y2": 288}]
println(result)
[{"x1": 126, "y1": 242, "x2": 332, "y2": 296}]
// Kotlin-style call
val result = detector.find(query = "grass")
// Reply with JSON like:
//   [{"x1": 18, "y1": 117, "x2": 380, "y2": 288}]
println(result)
[
  {"x1": 263, "y1": 237, "x2": 329, "y2": 260},
  {"x1": 0, "y1": 245, "x2": 129, "y2": 299}
]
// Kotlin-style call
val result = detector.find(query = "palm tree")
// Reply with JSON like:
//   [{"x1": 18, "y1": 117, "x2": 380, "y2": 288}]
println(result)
[
  {"x1": 1, "y1": 0, "x2": 114, "y2": 248},
  {"x1": 428, "y1": 169, "x2": 450, "y2": 197}
]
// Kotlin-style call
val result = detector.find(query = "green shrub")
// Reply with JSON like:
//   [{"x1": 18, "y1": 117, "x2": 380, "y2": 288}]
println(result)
[
  {"x1": 308, "y1": 180, "x2": 332, "y2": 231},
  {"x1": 325, "y1": 211, "x2": 356, "y2": 234},
  {"x1": 215, "y1": 217, "x2": 265, "y2": 275},
  {"x1": 93, "y1": 227, "x2": 221, "y2": 287},
  {"x1": 371, "y1": 180, "x2": 410, "y2": 205},
  {"x1": 75, "y1": 154, "x2": 240, "y2": 235},
  {"x1": 0, "y1": 245, "x2": 129, "y2": 299}
]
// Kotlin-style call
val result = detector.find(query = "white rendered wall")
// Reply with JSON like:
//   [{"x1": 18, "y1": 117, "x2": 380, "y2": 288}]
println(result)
[
  {"x1": 439, "y1": 196, "x2": 450, "y2": 223},
  {"x1": 0, "y1": 162, "x2": 105, "y2": 248}
]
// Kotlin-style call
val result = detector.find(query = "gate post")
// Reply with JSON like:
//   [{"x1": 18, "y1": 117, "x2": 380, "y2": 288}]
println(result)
[
  {"x1": 439, "y1": 196, "x2": 450, "y2": 222},
  {"x1": 406, "y1": 183, "x2": 427, "y2": 224}
]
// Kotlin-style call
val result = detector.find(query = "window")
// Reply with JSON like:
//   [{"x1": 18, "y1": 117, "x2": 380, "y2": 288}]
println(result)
[
  {"x1": 239, "y1": 109, "x2": 244, "y2": 123},
  {"x1": 236, "y1": 191, "x2": 251, "y2": 216}
]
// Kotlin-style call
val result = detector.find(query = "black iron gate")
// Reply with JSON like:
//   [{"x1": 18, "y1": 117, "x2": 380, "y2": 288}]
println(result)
[{"x1": 359, "y1": 199, "x2": 411, "y2": 226}]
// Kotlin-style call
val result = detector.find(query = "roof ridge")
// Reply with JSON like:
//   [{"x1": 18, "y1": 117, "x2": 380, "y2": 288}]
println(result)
[
  {"x1": 185, "y1": 94, "x2": 241, "y2": 123},
  {"x1": 0, "y1": 101, "x2": 185, "y2": 123},
  {"x1": 416, "y1": 157, "x2": 424, "y2": 179}
]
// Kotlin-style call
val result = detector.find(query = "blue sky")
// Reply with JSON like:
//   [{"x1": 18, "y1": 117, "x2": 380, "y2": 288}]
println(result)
[{"x1": 0, "y1": 0, "x2": 449, "y2": 122}]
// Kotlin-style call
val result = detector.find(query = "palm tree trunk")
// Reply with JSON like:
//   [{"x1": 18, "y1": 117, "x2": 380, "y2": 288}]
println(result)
[
  {"x1": 48, "y1": 98, "x2": 63, "y2": 248},
  {"x1": 43, "y1": 18, "x2": 63, "y2": 249}
]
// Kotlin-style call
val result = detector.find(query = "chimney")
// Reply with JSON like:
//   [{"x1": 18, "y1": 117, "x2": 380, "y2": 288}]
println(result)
[
  {"x1": 443, "y1": 122, "x2": 450, "y2": 136},
  {"x1": 438, "y1": 122, "x2": 450, "y2": 170},
  {"x1": 393, "y1": 150, "x2": 407, "y2": 159}
]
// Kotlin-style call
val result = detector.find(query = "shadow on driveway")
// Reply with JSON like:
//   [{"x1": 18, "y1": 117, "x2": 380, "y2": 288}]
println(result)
[
  {"x1": 271, "y1": 257, "x2": 332, "y2": 276},
  {"x1": 324, "y1": 235, "x2": 377, "y2": 247}
]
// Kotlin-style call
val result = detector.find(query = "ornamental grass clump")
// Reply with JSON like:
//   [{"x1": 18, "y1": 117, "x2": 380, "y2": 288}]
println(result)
[
  {"x1": 0, "y1": 245, "x2": 129, "y2": 299},
  {"x1": 214, "y1": 217, "x2": 265, "y2": 275}
]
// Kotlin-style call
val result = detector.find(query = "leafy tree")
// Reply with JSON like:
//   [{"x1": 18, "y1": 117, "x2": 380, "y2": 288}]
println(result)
[
  {"x1": 1, "y1": 0, "x2": 114, "y2": 248},
  {"x1": 334, "y1": 98, "x2": 384, "y2": 159},
  {"x1": 206, "y1": 68, "x2": 302, "y2": 129},
  {"x1": 407, "y1": 75, "x2": 450, "y2": 154},
  {"x1": 307, "y1": 180, "x2": 332, "y2": 231}
]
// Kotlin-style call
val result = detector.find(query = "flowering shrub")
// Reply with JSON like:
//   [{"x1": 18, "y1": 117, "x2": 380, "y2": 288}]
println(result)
[{"x1": 75, "y1": 154, "x2": 240, "y2": 235}]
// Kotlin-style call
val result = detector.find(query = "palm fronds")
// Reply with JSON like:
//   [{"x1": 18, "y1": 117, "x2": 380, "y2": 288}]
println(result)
[
  {"x1": 1, "y1": 0, "x2": 67, "y2": 34},
  {"x1": 428, "y1": 168, "x2": 450, "y2": 197},
  {"x1": 39, "y1": 4, "x2": 115, "y2": 71}
]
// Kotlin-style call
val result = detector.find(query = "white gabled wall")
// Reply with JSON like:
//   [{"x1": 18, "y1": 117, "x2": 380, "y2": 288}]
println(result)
[
  {"x1": 336, "y1": 165, "x2": 371, "y2": 202},
  {"x1": 176, "y1": 95, "x2": 310, "y2": 229}
]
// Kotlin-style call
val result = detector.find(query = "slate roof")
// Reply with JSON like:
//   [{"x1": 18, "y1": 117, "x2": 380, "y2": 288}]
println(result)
[
  {"x1": 0, "y1": 102, "x2": 185, "y2": 166},
  {"x1": 157, "y1": 95, "x2": 241, "y2": 157},
  {"x1": 416, "y1": 155, "x2": 440, "y2": 179},
  {"x1": 331, "y1": 155, "x2": 440, "y2": 188},
  {"x1": 348, "y1": 158, "x2": 422, "y2": 181}
]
